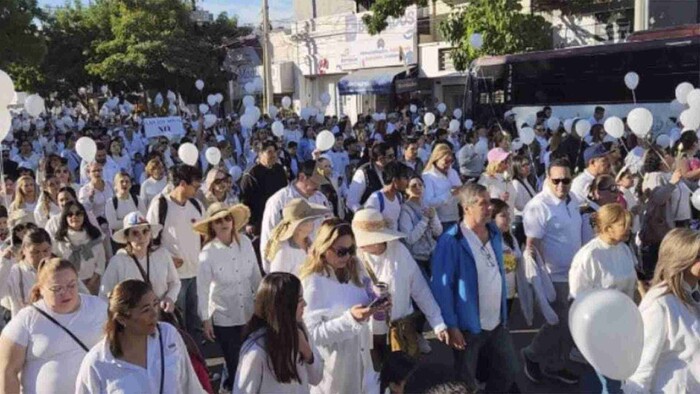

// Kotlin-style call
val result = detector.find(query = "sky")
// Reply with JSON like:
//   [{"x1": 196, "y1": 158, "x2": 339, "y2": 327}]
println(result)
[{"x1": 37, "y1": 0, "x2": 295, "y2": 27}]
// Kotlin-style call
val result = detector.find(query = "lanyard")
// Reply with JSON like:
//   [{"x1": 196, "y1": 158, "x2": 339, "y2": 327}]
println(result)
[{"x1": 129, "y1": 252, "x2": 150, "y2": 286}]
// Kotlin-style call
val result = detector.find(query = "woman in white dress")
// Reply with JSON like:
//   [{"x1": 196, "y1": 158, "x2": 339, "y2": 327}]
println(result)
[
  {"x1": 624, "y1": 228, "x2": 700, "y2": 394},
  {"x1": 234, "y1": 272, "x2": 323, "y2": 393},
  {"x1": 299, "y1": 218, "x2": 390, "y2": 394},
  {"x1": 0, "y1": 258, "x2": 107, "y2": 394},
  {"x1": 76, "y1": 279, "x2": 205, "y2": 393},
  {"x1": 139, "y1": 158, "x2": 167, "y2": 208},
  {"x1": 265, "y1": 198, "x2": 329, "y2": 276}
]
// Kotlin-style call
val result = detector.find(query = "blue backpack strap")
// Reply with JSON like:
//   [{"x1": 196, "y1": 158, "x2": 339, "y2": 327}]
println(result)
[{"x1": 374, "y1": 191, "x2": 385, "y2": 213}]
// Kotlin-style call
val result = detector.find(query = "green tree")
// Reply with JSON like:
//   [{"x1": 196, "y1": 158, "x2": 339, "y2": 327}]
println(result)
[
  {"x1": 361, "y1": 0, "x2": 552, "y2": 72},
  {"x1": 0, "y1": 0, "x2": 47, "y2": 90}
]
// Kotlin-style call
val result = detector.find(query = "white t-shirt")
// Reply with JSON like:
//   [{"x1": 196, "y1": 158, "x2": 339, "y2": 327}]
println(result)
[
  {"x1": 460, "y1": 223, "x2": 502, "y2": 331},
  {"x1": 2, "y1": 295, "x2": 107, "y2": 394},
  {"x1": 269, "y1": 240, "x2": 307, "y2": 277},
  {"x1": 364, "y1": 191, "x2": 402, "y2": 230},
  {"x1": 569, "y1": 237, "x2": 637, "y2": 299}
]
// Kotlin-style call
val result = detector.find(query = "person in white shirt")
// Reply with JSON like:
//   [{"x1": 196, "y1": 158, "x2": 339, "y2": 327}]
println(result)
[
  {"x1": 579, "y1": 174, "x2": 621, "y2": 245},
  {"x1": 364, "y1": 162, "x2": 411, "y2": 230},
  {"x1": 76, "y1": 279, "x2": 205, "y2": 394},
  {"x1": 570, "y1": 144, "x2": 610, "y2": 202},
  {"x1": 78, "y1": 161, "x2": 114, "y2": 259},
  {"x1": 265, "y1": 198, "x2": 329, "y2": 276},
  {"x1": 138, "y1": 158, "x2": 167, "y2": 208},
  {"x1": 0, "y1": 258, "x2": 107, "y2": 394},
  {"x1": 11, "y1": 139, "x2": 40, "y2": 172},
  {"x1": 346, "y1": 142, "x2": 396, "y2": 213},
  {"x1": 234, "y1": 272, "x2": 323, "y2": 393},
  {"x1": 195, "y1": 203, "x2": 261, "y2": 393},
  {"x1": 510, "y1": 154, "x2": 537, "y2": 245},
  {"x1": 300, "y1": 218, "x2": 389, "y2": 394},
  {"x1": 9, "y1": 175, "x2": 38, "y2": 216},
  {"x1": 105, "y1": 172, "x2": 145, "y2": 236},
  {"x1": 100, "y1": 212, "x2": 180, "y2": 313},
  {"x1": 201, "y1": 168, "x2": 238, "y2": 209},
  {"x1": 33, "y1": 174, "x2": 61, "y2": 227},
  {"x1": 146, "y1": 164, "x2": 204, "y2": 342},
  {"x1": 624, "y1": 228, "x2": 700, "y2": 394},
  {"x1": 259, "y1": 160, "x2": 330, "y2": 273},
  {"x1": 522, "y1": 158, "x2": 582, "y2": 385},
  {"x1": 79, "y1": 143, "x2": 119, "y2": 187},
  {"x1": 353, "y1": 209, "x2": 448, "y2": 363},
  {"x1": 422, "y1": 143, "x2": 462, "y2": 230},
  {"x1": 53, "y1": 201, "x2": 105, "y2": 295},
  {"x1": 107, "y1": 138, "x2": 132, "y2": 177},
  {"x1": 479, "y1": 148, "x2": 516, "y2": 217}
]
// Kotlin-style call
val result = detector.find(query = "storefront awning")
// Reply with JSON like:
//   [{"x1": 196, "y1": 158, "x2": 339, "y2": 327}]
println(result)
[{"x1": 338, "y1": 66, "x2": 410, "y2": 96}]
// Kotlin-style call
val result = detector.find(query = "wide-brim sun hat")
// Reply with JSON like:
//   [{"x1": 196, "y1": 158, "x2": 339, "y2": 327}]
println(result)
[
  {"x1": 112, "y1": 211, "x2": 163, "y2": 244},
  {"x1": 272, "y1": 198, "x2": 330, "y2": 242},
  {"x1": 192, "y1": 202, "x2": 250, "y2": 235},
  {"x1": 352, "y1": 208, "x2": 405, "y2": 248}
]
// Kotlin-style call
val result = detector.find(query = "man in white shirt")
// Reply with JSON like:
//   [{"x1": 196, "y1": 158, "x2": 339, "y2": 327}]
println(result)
[
  {"x1": 570, "y1": 144, "x2": 610, "y2": 201},
  {"x1": 79, "y1": 142, "x2": 120, "y2": 186},
  {"x1": 522, "y1": 158, "x2": 582, "y2": 385},
  {"x1": 364, "y1": 161, "x2": 410, "y2": 230},
  {"x1": 430, "y1": 183, "x2": 518, "y2": 392},
  {"x1": 259, "y1": 160, "x2": 330, "y2": 272},
  {"x1": 346, "y1": 142, "x2": 395, "y2": 212},
  {"x1": 147, "y1": 164, "x2": 204, "y2": 342}
]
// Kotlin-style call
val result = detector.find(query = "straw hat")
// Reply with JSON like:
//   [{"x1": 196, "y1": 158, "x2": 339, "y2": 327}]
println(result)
[
  {"x1": 273, "y1": 199, "x2": 330, "y2": 242},
  {"x1": 192, "y1": 203, "x2": 250, "y2": 235},
  {"x1": 351, "y1": 208, "x2": 405, "y2": 248},
  {"x1": 112, "y1": 212, "x2": 163, "y2": 244}
]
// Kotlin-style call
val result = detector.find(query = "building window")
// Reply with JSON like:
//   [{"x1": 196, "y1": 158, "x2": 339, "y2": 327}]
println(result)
[
  {"x1": 356, "y1": 0, "x2": 376, "y2": 12},
  {"x1": 439, "y1": 48, "x2": 456, "y2": 71}
]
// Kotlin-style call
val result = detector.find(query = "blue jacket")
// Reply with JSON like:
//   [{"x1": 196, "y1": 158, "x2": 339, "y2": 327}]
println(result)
[{"x1": 430, "y1": 222, "x2": 509, "y2": 334}]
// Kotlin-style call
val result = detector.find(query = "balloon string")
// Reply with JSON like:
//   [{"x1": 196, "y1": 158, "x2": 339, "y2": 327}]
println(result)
[
  {"x1": 632, "y1": 90, "x2": 637, "y2": 105},
  {"x1": 618, "y1": 138, "x2": 629, "y2": 155},
  {"x1": 574, "y1": 139, "x2": 584, "y2": 174}
]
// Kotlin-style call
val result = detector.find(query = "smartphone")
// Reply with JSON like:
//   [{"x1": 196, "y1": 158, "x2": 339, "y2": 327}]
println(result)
[{"x1": 367, "y1": 295, "x2": 390, "y2": 309}]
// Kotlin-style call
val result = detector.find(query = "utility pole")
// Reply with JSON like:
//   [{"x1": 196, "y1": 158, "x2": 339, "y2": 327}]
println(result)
[
  {"x1": 634, "y1": 0, "x2": 649, "y2": 32},
  {"x1": 262, "y1": 0, "x2": 274, "y2": 112}
]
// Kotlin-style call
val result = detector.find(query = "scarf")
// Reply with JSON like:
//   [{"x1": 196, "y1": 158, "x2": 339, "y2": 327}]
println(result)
[{"x1": 65, "y1": 233, "x2": 102, "y2": 272}]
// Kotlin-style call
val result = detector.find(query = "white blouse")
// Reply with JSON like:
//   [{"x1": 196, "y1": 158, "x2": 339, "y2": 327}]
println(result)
[
  {"x1": 269, "y1": 240, "x2": 307, "y2": 277},
  {"x1": 197, "y1": 237, "x2": 262, "y2": 327},
  {"x1": 104, "y1": 194, "x2": 146, "y2": 232},
  {"x1": 100, "y1": 248, "x2": 181, "y2": 302},
  {"x1": 569, "y1": 237, "x2": 637, "y2": 300},
  {"x1": 422, "y1": 168, "x2": 462, "y2": 223},
  {"x1": 76, "y1": 322, "x2": 206, "y2": 394},
  {"x1": 139, "y1": 177, "x2": 167, "y2": 209}
]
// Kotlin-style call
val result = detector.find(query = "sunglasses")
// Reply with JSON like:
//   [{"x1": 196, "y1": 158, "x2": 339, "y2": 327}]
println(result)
[
  {"x1": 551, "y1": 178, "x2": 572, "y2": 185},
  {"x1": 332, "y1": 245, "x2": 356, "y2": 258},
  {"x1": 13, "y1": 223, "x2": 37, "y2": 233},
  {"x1": 213, "y1": 215, "x2": 233, "y2": 225},
  {"x1": 599, "y1": 185, "x2": 619, "y2": 193},
  {"x1": 67, "y1": 210, "x2": 84, "y2": 217}
]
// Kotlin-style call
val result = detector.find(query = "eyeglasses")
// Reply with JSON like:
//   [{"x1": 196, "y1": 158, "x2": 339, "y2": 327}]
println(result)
[
  {"x1": 479, "y1": 244, "x2": 496, "y2": 268},
  {"x1": 332, "y1": 245, "x2": 356, "y2": 258},
  {"x1": 599, "y1": 185, "x2": 619, "y2": 193},
  {"x1": 46, "y1": 282, "x2": 78, "y2": 294},
  {"x1": 67, "y1": 210, "x2": 84, "y2": 217},
  {"x1": 551, "y1": 178, "x2": 571, "y2": 185},
  {"x1": 214, "y1": 215, "x2": 233, "y2": 225}
]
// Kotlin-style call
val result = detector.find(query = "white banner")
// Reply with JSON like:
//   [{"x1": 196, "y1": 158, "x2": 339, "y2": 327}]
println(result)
[{"x1": 143, "y1": 116, "x2": 185, "y2": 139}]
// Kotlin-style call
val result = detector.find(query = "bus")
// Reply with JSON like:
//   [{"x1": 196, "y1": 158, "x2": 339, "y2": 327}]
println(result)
[{"x1": 469, "y1": 24, "x2": 700, "y2": 134}]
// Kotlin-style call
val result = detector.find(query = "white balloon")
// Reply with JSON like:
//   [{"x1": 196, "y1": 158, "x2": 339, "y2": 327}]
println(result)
[
  {"x1": 520, "y1": 127, "x2": 535, "y2": 145},
  {"x1": 692, "y1": 189, "x2": 700, "y2": 211},
  {"x1": 546, "y1": 116, "x2": 560, "y2": 132},
  {"x1": 254, "y1": 77, "x2": 264, "y2": 90},
  {"x1": 424, "y1": 112, "x2": 436, "y2": 127},
  {"x1": 410, "y1": 104, "x2": 417, "y2": 113},
  {"x1": 475, "y1": 139, "x2": 489, "y2": 155},
  {"x1": 195, "y1": 79, "x2": 204, "y2": 91},
  {"x1": 563, "y1": 118, "x2": 574, "y2": 134},
  {"x1": 464, "y1": 119, "x2": 474, "y2": 129},
  {"x1": 0, "y1": 108, "x2": 11, "y2": 141},
  {"x1": 670, "y1": 99, "x2": 686, "y2": 116},
  {"x1": 245, "y1": 82, "x2": 255, "y2": 94},
  {"x1": 178, "y1": 143, "x2": 199, "y2": 166},
  {"x1": 75, "y1": 137, "x2": 97, "y2": 162},
  {"x1": 167, "y1": 90, "x2": 177, "y2": 101},
  {"x1": 245, "y1": 106, "x2": 261, "y2": 122},
  {"x1": 271, "y1": 121, "x2": 284, "y2": 137},
  {"x1": 168, "y1": 104, "x2": 177, "y2": 115},
  {"x1": 24, "y1": 94, "x2": 45, "y2": 117},
  {"x1": 309, "y1": 107, "x2": 319, "y2": 117},
  {"x1": 204, "y1": 114, "x2": 217, "y2": 129},
  {"x1": 320, "y1": 92, "x2": 331, "y2": 105},
  {"x1": 315, "y1": 113, "x2": 324, "y2": 124},
  {"x1": 470, "y1": 33, "x2": 483, "y2": 49},
  {"x1": 687, "y1": 89, "x2": 700, "y2": 109},
  {"x1": 240, "y1": 114, "x2": 256, "y2": 129},
  {"x1": 242, "y1": 95, "x2": 255, "y2": 108},
  {"x1": 628, "y1": 107, "x2": 653, "y2": 137},
  {"x1": 316, "y1": 130, "x2": 335, "y2": 152},
  {"x1": 453, "y1": 108, "x2": 463, "y2": 119},
  {"x1": 655, "y1": 134, "x2": 671, "y2": 149},
  {"x1": 205, "y1": 147, "x2": 222, "y2": 166},
  {"x1": 511, "y1": 138, "x2": 524, "y2": 151},
  {"x1": 199, "y1": 104, "x2": 209, "y2": 114},
  {"x1": 569, "y1": 289, "x2": 643, "y2": 380},
  {"x1": 281, "y1": 96, "x2": 291, "y2": 109},
  {"x1": 100, "y1": 85, "x2": 109, "y2": 95},
  {"x1": 680, "y1": 108, "x2": 700, "y2": 130},
  {"x1": 448, "y1": 119, "x2": 460, "y2": 133},
  {"x1": 437, "y1": 103, "x2": 447, "y2": 114},
  {"x1": 0, "y1": 70, "x2": 15, "y2": 107},
  {"x1": 207, "y1": 95, "x2": 217, "y2": 107},
  {"x1": 215, "y1": 93, "x2": 224, "y2": 104},
  {"x1": 575, "y1": 119, "x2": 591, "y2": 138},
  {"x1": 229, "y1": 166, "x2": 243, "y2": 183},
  {"x1": 268, "y1": 105, "x2": 278, "y2": 118},
  {"x1": 154, "y1": 93, "x2": 164, "y2": 107},
  {"x1": 676, "y1": 82, "x2": 694, "y2": 104},
  {"x1": 624, "y1": 71, "x2": 639, "y2": 90},
  {"x1": 604, "y1": 116, "x2": 625, "y2": 139}
]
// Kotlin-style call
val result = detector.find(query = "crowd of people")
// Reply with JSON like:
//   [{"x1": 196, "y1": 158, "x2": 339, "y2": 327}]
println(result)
[{"x1": 0, "y1": 96, "x2": 697, "y2": 394}]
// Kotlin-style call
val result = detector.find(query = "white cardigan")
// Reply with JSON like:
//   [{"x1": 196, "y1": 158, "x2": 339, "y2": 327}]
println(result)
[
  {"x1": 302, "y1": 272, "x2": 378, "y2": 394},
  {"x1": 233, "y1": 328, "x2": 324, "y2": 393},
  {"x1": 623, "y1": 285, "x2": 700, "y2": 393}
]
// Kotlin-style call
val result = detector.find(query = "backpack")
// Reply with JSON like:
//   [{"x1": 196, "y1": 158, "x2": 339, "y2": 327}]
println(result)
[
  {"x1": 112, "y1": 193, "x2": 139, "y2": 211},
  {"x1": 373, "y1": 190, "x2": 404, "y2": 213},
  {"x1": 639, "y1": 184, "x2": 675, "y2": 245},
  {"x1": 152, "y1": 194, "x2": 203, "y2": 247}
]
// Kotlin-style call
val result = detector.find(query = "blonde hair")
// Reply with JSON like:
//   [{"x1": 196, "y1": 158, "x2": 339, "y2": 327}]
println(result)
[
  {"x1": 10, "y1": 175, "x2": 37, "y2": 212},
  {"x1": 654, "y1": 228, "x2": 700, "y2": 306},
  {"x1": 593, "y1": 203, "x2": 632, "y2": 235},
  {"x1": 112, "y1": 171, "x2": 131, "y2": 192},
  {"x1": 423, "y1": 143, "x2": 453, "y2": 173},
  {"x1": 485, "y1": 161, "x2": 502, "y2": 176},
  {"x1": 145, "y1": 158, "x2": 163, "y2": 178},
  {"x1": 299, "y1": 218, "x2": 363, "y2": 287},
  {"x1": 29, "y1": 258, "x2": 79, "y2": 303}
]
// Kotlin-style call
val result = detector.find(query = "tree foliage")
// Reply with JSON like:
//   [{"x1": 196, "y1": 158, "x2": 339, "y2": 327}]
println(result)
[
  {"x1": 0, "y1": 0, "x2": 47, "y2": 90},
  {"x1": 361, "y1": 0, "x2": 552, "y2": 72}
]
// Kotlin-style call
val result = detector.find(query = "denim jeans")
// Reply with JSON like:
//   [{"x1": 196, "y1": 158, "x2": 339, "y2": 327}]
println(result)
[
  {"x1": 453, "y1": 324, "x2": 519, "y2": 392},
  {"x1": 213, "y1": 325, "x2": 244, "y2": 390},
  {"x1": 523, "y1": 282, "x2": 574, "y2": 371}
]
